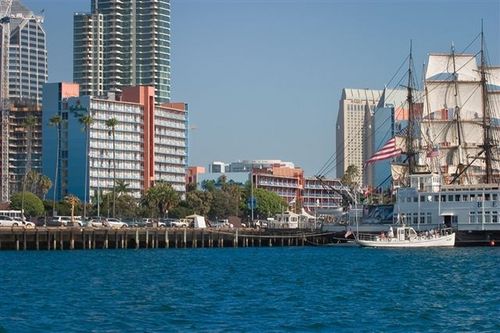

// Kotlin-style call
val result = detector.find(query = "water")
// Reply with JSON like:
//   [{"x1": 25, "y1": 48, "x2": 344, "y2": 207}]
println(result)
[{"x1": 0, "y1": 247, "x2": 498, "y2": 332}]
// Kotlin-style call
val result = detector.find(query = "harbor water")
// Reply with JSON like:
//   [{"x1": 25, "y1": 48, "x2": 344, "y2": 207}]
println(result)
[{"x1": 0, "y1": 247, "x2": 498, "y2": 332}]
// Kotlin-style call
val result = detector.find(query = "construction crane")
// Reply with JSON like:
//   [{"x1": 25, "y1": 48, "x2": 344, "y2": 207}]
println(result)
[{"x1": 1, "y1": 0, "x2": 13, "y2": 203}]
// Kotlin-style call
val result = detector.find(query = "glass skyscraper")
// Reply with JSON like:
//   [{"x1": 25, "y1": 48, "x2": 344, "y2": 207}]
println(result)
[
  {"x1": 74, "y1": 0, "x2": 171, "y2": 103},
  {"x1": 2, "y1": 0, "x2": 48, "y2": 103}
]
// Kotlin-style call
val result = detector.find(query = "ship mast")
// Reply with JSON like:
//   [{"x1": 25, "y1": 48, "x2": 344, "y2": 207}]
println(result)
[
  {"x1": 451, "y1": 43, "x2": 466, "y2": 179},
  {"x1": 406, "y1": 41, "x2": 416, "y2": 175},
  {"x1": 479, "y1": 23, "x2": 494, "y2": 183}
]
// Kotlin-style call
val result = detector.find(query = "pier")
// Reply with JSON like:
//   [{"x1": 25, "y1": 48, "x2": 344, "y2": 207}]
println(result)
[{"x1": 0, "y1": 227, "x2": 340, "y2": 251}]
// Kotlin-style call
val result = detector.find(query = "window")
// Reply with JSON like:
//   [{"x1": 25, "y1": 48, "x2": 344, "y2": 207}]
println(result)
[{"x1": 469, "y1": 212, "x2": 477, "y2": 223}]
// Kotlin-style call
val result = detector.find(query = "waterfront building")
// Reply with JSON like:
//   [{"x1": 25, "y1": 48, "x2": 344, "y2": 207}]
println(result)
[
  {"x1": 335, "y1": 88, "x2": 382, "y2": 184},
  {"x1": 189, "y1": 160, "x2": 343, "y2": 215},
  {"x1": 42, "y1": 83, "x2": 187, "y2": 202},
  {"x1": 0, "y1": 0, "x2": 47, "y2": 201},
  {"x1": 74, "y1": 0, "x2": 171, "y2": 103},
  {"x1": 303, "y1": 177, "x2": 343, "y2": 215},
  {"x1": 252, "y1": 165, "x2": 304, "y2": 206}
]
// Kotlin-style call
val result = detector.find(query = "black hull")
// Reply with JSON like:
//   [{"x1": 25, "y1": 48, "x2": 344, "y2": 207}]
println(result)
[{"x1": 455, "y1": 230, "x2": 500, "y2": 247}]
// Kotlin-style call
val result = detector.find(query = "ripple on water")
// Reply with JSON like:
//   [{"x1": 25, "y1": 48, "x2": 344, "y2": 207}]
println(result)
[{"x1": 0, "y1": 247, "x2": 498, "y2": 332}]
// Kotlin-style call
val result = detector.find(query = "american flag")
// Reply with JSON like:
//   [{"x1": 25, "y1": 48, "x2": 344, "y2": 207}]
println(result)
[
  {"x1": 426, "y1": 146, "x2": 440, "y2": 158},
  {"x1": 365, "y1": 137, "x2": 402, "y2": 165}
]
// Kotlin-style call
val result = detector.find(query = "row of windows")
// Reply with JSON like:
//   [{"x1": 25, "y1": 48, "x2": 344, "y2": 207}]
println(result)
[
  {"x1": 400, "y1": 212, "x2": 433, "y2": 225},
  {"x1": 469, "y1": 211, "x2": 499, "y2": 223},
  {"x1": 402, "y1": 193, "x2": 499, "y2": 203}
]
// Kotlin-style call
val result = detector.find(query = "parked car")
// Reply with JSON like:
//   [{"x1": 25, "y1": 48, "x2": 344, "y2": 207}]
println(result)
[
  {"x1": 88, "y1": 218, "x2": 105, "y2": 228},
  {"x1": 46, "y1": 216, "x2": 83, "y2": 227},
  {"x1": 102, "y1": 218, "x2": 128, "y2": 229},
  {"x1": 170, "y1": 219, "x2": 189, "y2": 228},
  {"x1": 14, "y1": 217, "x2": 35, "y2": 229},
  {"x1": 0, "y1": 215, "x2": 34, "y2": 228}
]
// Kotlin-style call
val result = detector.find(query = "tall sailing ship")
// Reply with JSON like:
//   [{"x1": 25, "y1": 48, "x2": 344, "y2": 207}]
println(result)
[{"x1": 393, "y1": 31, "x2": 500, "y2": 245}]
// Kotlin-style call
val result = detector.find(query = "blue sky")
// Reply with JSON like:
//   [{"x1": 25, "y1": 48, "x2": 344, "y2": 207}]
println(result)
[{"x1": 23, "y1": 0, "x2": 500, "y2": 176}]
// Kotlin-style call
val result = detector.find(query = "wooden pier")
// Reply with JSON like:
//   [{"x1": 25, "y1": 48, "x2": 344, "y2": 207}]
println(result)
[{"x1": 0, "y1": 227, "x2": 340, "y2": 251}]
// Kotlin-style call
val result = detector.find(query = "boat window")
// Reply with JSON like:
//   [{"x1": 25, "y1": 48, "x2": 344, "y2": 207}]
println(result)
[
  {"x1": 455, "y1": 195, "x2": 461, "y2": 202},
  {"x1": 470, "y1": 194, "x2": 475, "y2": 200},
  {"x1": 441, "y1": 195, "x2": 446, "y2": 202},
  {"x1": 493, "y1": 212, "x2": 498, "y2": 223},
  {"x1": 448, "y1": 195, "x2": 454, "y2": 202},
  {"x1": 413, "y1": 197, "x2": 418, "y2": 203},
  {"x1": 427, "y1": 212, "x2": 432, "y2": 224},
  {"x1": 485, "y1": 212, "x2": 491, "y2": 223},
  {"x1": 434, "y1": 195, "x2": 439, "y2": 202},
  {"x1": 485, "y1": 193, "x2": 490, "y2": 201},
  {"x1": 493, "y1": 194, "x2": 498, "y2": 201},
  {"x1": 469, "y1": 212, "x2": 476, "y2": 223},
  {"x1": 463, "y1": 195, "x2": 469, "y2": 201}
]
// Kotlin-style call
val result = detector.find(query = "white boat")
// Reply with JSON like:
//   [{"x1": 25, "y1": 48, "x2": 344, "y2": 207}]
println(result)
[{"x1": 355, "y1": 225, "x2": 455, "y2": 248}]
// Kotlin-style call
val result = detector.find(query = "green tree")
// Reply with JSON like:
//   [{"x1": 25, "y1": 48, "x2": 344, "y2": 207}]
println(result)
[
  {"x1": 169, "y1": 201, "x2": 193, "y2": 219},
  {"x1": 24, "y1": 171, "x2": 53, "y2": 200},
  {"x1": 341, "y1": 164, "x2": 360, "y2": 187},
  {"x1": 201, "y1": 179, "x2": 216, "y2": 192},
  {"x1": 10, "y1": 192, "x2": 44, "y2": 218},
  {"x1": 141, "y1": 182, "x2": 180, "y2": 218},
  {"x1": 250, "y1": 188, "x2": 287, "y2": 219},
  {"x1": 208, "y1": 190, "x2": 232, "y2": 220},
  {"x1": 186, "y1": 182, "x2": 197, "y2": 192},
  {"x1": 79, "y1": 113, "x2": 94, "y2": 220},
  {"x1": 105, "y1": 117, "x2": 118, "y2": 217},
  {"x1": 38, "y1": 175, "x2": 52, "y2": 200},
  {"x1": 49, "y1": 115, "x2": 62, "y2": 216},
  {"x1": 22, "y1": 115, "x2": 37, "y2": 179},
  {"x1": 115, "y1": 180, "x2": 130, "y2": 197},
  {"x1": 186, "y1": 190, "x2": 213, "y2": 216},
  {"x1": 64, "y1": 195, "x2": 80, "y2": 223},
  {"x1": 115, "y1": 194, "x2": 138, "y2": 218}
]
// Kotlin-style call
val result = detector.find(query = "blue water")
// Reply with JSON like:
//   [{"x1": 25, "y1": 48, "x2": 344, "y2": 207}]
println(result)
[{"x1": 0, "y1": 247, "x2": 499, "y2": 332}]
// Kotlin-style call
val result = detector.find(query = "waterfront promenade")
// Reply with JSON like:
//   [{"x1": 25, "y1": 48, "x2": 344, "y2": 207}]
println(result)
[{"x1": 0, "y1": 227, "x2": 338, "y2": 251}]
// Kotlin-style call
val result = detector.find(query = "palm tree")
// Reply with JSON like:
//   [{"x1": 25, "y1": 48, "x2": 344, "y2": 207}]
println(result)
[
  {"x1": 142, "y1": 182, "x2": 180, "y2": 218},
  {"x1": 105, "y1": 117, "x2": 118, "y2": 217},
  {"x1": 64, "y1": 195, "x2": 80, "y2": 224},
  {"x1": 38, "y1": 175, "x2": 52, "y2": 200},
  {"x1": 115, "y1": 179, "x2": 130, "y2": 197},
  {"x1": 79, "y1": 114, "x2": 94, "y2": 221},
  {"x1": 49, "y1": 115, "x2": 62, "y2": 216},
  {"x1": 21, "y1": 115, "x2": 37, "y2": 216}
]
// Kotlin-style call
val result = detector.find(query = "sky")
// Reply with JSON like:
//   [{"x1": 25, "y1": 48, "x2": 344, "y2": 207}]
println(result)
[{"x1": 22, "y1": 0, "x2": 500, "y2": 177}]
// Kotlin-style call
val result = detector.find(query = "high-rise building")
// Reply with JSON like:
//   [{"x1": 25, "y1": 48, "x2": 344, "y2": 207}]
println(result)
[
  {"x1": 365, "y1": 88, "x2": 408, "y2": 189},
  {"x1": 7, "y1": 99, "x2": 42, "y2": 194},
  {"x1": 1, "y1": 0, "x2": 47, "y2": 102},
  {"x1": 42, "y1": 83, "x2": 187, "y2": 202},
  {"x1": 0, "y1": 0, "x2": 46, "y2": 201},
  {"x1": 73, "y1": 12, "x2": 104, "y2": 97},
  {"x1": 74, "y1": 0, "x2": 171, "y2": 103},
  {"x1": 335, "y1": 88, "x2": 382, "y2": 184}
]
